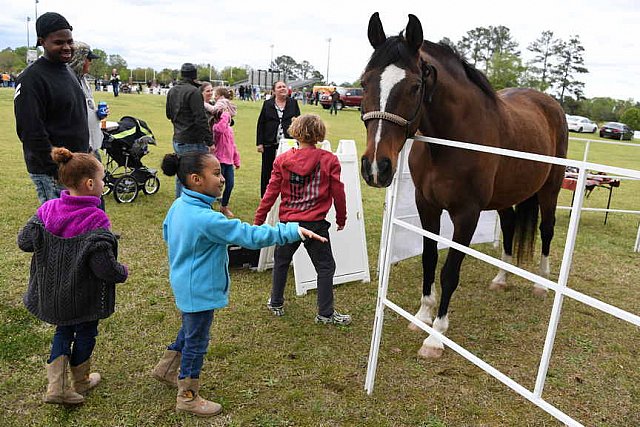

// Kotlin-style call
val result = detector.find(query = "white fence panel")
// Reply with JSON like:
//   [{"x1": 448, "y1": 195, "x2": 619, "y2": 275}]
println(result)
[{"x1": 366, "y1": 134, "x2": 640, "y2": 427}]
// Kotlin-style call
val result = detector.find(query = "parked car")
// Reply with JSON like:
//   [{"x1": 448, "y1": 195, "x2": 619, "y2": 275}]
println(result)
[
  {"x1": 320, "y1": 87, "x2": 363, "y2": 110},
  {"x1": 599, "y1": 122, "x2": 634, "y2": 140},
  {"x1": 567, "y1": 115, "x2": 597, "y2": 133}
]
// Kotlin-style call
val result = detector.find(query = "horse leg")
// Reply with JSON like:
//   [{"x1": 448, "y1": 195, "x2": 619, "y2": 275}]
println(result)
[
  {"x1": 409, "y1": 194, "x2": 442, "y2": 331},
  {"x1": 533, "y1": 192, "x2": 559, "y2": 296},
  {"x1": 419, "y1": 208, "x2": 480, "y2": 359},
  {"x1": 490, "y1": 208, "x2": 515, "y2": 291}
]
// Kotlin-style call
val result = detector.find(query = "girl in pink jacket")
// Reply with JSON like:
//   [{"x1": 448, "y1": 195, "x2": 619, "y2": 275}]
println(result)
[{"x1": 211, "y1": 108, "x2": 240, "y2": 218}]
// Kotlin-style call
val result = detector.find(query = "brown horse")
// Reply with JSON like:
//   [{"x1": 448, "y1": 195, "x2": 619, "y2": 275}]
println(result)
[{"x1": 360, "y1": 13, "x2": 568, "y2": 358}]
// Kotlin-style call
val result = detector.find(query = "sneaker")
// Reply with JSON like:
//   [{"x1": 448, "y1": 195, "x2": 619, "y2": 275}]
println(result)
[
  {"x1": 315, "y1": 311, "x2": 352, "y2": 326},
  {"x1": 266, "y1": 299, "x2": 284, "y2": 317}
]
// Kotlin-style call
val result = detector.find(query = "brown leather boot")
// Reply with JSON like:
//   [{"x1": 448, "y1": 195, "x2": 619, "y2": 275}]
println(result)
[
  {"x1": 44, "y1": 355, "x2": 84, "y2": 405},
  {"x1": 152, "y1": 349, "x2": 181, "y2": 387},
  {"x1": 176, "y1": 378, "x2": 222, "y2": 417},
  {"x1": 70, "y1": 358, "x2": 101, "y2": 394}
]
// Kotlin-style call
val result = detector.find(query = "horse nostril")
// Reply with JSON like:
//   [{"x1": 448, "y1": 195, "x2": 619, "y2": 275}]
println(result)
[
  {"x1": 378, "y1": 158, "x2": 391, "y2": 175},
  {"x1": 361, "y1": 157, "x2": 372, "y2": 180}
]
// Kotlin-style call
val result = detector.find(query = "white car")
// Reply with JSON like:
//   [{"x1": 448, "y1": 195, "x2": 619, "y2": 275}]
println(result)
[{"x1": 567, "y1": 115, "x2": 598, "y2": 133}]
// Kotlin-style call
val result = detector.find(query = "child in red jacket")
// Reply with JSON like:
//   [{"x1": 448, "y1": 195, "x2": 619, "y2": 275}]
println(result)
[{"x1": 254, "y1": 114, "x2": 350, "y2": 325}]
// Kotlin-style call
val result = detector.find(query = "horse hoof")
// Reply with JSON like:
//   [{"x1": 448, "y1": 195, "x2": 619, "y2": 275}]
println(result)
[
  {"x1": 532, "y1": 285, "x2": 548, "y2": 297},
  {"x1": 489, "y1": 281, "x2": 507, "y2": 291},
  {"x1": 418, "y1": 345, "x2": 443, "y2": 359}
]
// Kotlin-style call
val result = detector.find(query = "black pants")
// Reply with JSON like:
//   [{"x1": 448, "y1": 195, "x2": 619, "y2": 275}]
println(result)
[
  {"x1": 260, "y1": 145, "x2": 278, "y2": 197},
  {"x1": 271, "y1": 220, "x2": 336, "y2": 316}
]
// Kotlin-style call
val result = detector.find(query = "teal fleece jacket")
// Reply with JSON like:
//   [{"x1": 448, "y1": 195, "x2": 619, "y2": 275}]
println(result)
[{"x1": 163, "y1": 187, "x2": 301, "y2": 313}]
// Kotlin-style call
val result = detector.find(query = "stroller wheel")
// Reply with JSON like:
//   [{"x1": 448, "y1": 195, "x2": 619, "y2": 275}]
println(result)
[
  {"x1": 102, "y1": 173, "x2": 114, "y2": 196},
  {"x1": 113, "y1": 174, "x2": 139, "y2": 203},
  {"x1": 142, "y1": 175, "x2": 160, "y2": 195},
  {"x1": 102, "y1": 182, "x2": 113, "y2": 196}
]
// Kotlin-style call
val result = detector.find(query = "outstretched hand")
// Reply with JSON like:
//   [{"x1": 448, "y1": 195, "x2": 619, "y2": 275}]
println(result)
[{"x1": 299, "y1": 227, "x2": 328, "y2": 243}]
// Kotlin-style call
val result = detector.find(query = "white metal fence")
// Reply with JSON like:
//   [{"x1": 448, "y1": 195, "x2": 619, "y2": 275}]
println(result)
[{"x1": 365, "y1": 134, "x2": 640, "y2": 426}]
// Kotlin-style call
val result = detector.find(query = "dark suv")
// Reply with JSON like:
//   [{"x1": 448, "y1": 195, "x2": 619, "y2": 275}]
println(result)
[
  {"x1": 599, "y1": 122, "x2": 634, "y2": 140},
  {"x1": 320, "y1": 87, "x2": 363, "y2": 110}
]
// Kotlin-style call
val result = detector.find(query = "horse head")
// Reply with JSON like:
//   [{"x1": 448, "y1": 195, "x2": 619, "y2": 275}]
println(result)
[{"x1": 360, "y1": 13, "x2": 436, "y2": 188}]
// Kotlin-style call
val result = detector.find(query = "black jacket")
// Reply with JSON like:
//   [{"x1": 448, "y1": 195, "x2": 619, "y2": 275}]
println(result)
[
  {"x1": 14, "y1": 57, "x2": 89, "y2": 176},
  {"x1": 166, "y1": 79, "x2": 212, "y2": 145},
  {"x1": 256, "y1": 97, "x2": 300, "y2": 147},
  {"x1": 17, "y1": 216, "x2": 128, "y2": 326}
]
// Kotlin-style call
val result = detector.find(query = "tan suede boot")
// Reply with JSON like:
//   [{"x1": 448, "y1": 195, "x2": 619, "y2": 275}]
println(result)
[
  {"x1": 70, "y1": 359, "x2": 101, "y2": 394},
  {"x1": 176, "y1": 378, "x2": 222, "y2": 417},
  {"x1": 152, "y1": 349, "x2": 181, "y2": 387},
  {"x1": 44, "y1": 355, "x2": 84, "y2": 405}
]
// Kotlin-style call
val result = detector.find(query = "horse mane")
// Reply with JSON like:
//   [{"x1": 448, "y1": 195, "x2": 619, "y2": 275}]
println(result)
[
  {"x1": 424, "y1": 41, "x2": 496, "y2": 101},
  {"x1": 365, "y1": 34, "x2": 496, "y2": 102}
]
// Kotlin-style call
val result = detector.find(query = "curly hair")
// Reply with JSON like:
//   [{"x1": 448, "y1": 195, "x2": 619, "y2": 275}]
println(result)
[{"x1": 288, "y1": 114, "x2": 326, "y2": 145}]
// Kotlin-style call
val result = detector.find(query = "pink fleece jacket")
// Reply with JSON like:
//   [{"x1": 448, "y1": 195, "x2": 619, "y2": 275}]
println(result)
[{"x1": 212, "y1": 112, "x2": 240, "y2": 167}]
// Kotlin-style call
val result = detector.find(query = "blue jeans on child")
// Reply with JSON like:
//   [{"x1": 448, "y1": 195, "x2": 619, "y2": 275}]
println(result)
[
  {"x1": 168, "y1": 310, "x2": 214, "y2": 379},
  {"x1": 29, "y1": 173, "x2": 63, "y2": 204},
  {"x1": 173, "y1": 141, "x2": 210, "y2": 198},
  {"x1": 48, "y1": 320, "x2": 99, "y2": 366},
  {"x1": 220, "y1": 163, "x2": 235, "y2": 207}
]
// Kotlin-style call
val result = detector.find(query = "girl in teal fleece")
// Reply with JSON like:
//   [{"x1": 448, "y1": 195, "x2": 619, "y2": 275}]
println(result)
[{"x1": 153, "y1": 151, "x2": 325, "y2": 417}]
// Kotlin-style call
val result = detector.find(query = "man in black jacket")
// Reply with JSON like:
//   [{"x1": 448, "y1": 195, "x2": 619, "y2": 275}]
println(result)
[
  {"x1": 166, "y1": 63, "x2": 213, "y2": 197},
  {"x1": 14, "y1": 12, "x2": 89, "y2": 203}
]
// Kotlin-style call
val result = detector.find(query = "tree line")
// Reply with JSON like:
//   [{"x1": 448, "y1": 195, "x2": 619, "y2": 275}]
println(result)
[{"x1": 443, "y1": 25, "x2": 639, "y2": 127}]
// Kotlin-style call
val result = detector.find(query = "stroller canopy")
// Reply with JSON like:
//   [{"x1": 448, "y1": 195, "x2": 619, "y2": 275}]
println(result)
[{"x1": 102, "y1": 116, "x2": 156, "y2": 168}]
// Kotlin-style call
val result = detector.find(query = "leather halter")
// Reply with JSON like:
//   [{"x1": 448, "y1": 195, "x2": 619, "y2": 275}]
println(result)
[{"x1": 361, "y1": 62, "x2": 437, "y2": 138}]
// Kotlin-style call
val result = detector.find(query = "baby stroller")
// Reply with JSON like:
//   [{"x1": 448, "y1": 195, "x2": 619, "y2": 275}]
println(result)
[{"x1": 101, "y1": 116, "x2": 159, "y2": 203}]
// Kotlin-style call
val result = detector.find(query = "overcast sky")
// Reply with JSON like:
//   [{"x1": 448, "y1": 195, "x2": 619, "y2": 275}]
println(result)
[{"x1": 2, "y1": 0, "x2": 639, "y2": 101}]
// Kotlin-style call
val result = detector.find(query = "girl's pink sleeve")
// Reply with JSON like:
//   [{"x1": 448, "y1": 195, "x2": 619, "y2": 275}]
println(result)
[
  {"x1": 213, "y1": 112, "x2": 230, "y2": 133},
  {"x1": 233, "y1": 143, "x2": 241, "y2": 167}
]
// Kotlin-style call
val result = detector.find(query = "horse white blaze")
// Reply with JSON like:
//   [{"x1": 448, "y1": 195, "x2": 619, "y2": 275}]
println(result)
[{"x1": 372, "y1": 64, "x2": 406, "y2": 182}]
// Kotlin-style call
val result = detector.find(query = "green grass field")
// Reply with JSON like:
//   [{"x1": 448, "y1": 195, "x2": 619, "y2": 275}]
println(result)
[{"x1": 0, "y1": 87, "x2": 638, "y2": 426}]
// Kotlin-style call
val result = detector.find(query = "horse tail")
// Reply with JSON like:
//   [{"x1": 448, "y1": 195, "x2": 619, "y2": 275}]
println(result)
[{"x1": 513, "y1": 194, "x2": 539, "y2": 265}]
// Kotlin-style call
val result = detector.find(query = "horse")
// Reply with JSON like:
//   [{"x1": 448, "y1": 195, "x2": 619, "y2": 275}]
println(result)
[{"x1": 360, "y1": 13, "x2": 568, "y2": 358}]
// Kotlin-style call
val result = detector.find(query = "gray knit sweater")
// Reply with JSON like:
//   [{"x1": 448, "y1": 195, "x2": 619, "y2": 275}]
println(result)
[{"x1": 17, "y1": 215, "x2": 128, "y2": 326}]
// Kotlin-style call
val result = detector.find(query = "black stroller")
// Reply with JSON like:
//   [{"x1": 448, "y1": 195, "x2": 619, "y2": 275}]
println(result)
[{"x1": 101, "y1": 116, "x2": 159, "y2": 203}]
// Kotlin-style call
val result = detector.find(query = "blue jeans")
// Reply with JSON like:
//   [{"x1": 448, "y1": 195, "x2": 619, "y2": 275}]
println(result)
[
  {"x1": 220, "y1": 163, "x2": 235, "y2": 207},
  {"x1": 29, "y1": 173, "x2": 63, "y2": 204},
  {"x1": 173, "y1": 141, "x2": 209, "y2": 198},
  {"x1": 48, "y1": 320, "x2": 99, "y2": 366},
  {"x1": 168, "y1": 310, "x2": 214, "y2": 379}
]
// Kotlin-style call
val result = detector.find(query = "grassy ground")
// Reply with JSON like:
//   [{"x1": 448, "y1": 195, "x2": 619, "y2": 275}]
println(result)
[{"x1": 0, "y1": 87, "x2": 638, "y2": 426}]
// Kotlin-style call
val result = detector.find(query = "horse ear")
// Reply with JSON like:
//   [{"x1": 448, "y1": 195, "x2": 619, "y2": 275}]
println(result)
[
  {"x1": 368, "y1": 12, "x2": 386, "y2": 49},
  {"x1": 405, "y1": 14, "x2": 423, "y2": 53}
]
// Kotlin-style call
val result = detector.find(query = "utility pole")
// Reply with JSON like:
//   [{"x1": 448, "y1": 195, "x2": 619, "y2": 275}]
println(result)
[
  {"x1": 26, "y1": 16, "x2": 31, "y2": 48},
  {"x1": 326, "y1": 38, "x2": 331, "y2": 84},
  {"x1": 270, "y1": 44, "x2": 274, "y2": 69}
]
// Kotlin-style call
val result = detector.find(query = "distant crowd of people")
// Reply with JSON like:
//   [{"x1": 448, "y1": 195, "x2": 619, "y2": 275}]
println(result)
[{"x1": 1, "y1": 71, "x2": 17, "y2": 87}]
